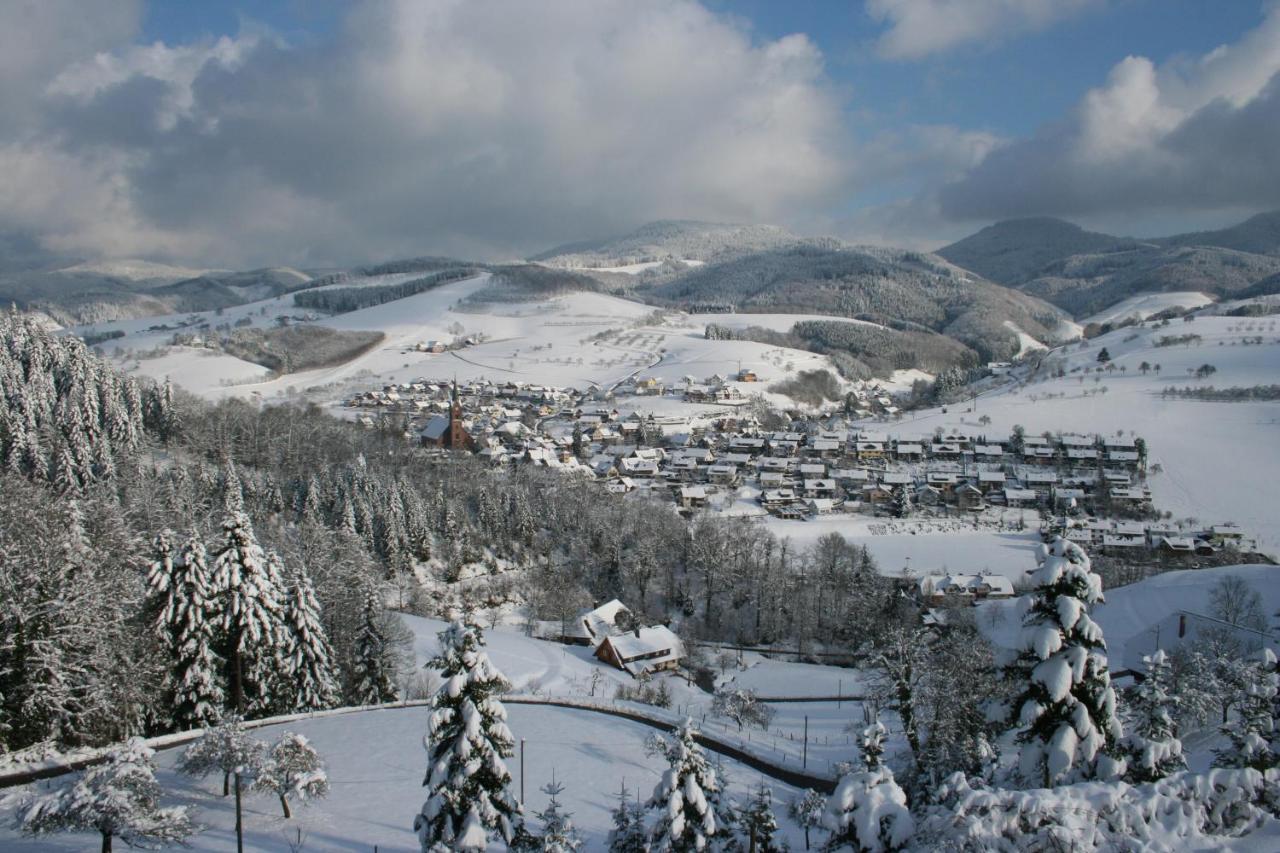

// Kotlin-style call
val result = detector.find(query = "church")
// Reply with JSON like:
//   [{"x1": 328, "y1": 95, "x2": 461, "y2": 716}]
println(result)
[{"x1": 419, "y1": 382, "x2": 475, "y2": 451}]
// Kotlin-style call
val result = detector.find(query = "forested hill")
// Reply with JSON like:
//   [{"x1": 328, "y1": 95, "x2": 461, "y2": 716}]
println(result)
[
  {"x1": 647, "y1": 244, "x2": 1069, "y2": 362},
  {"x1": 530, "y1": 219, "x2": 820, "y2": 268},
  {"x1": 937, "y1": 212, "x2": 1280, "y2": 317},
  {"x1": 0, "y1": 310, "x2": 905, "y2": 757}
]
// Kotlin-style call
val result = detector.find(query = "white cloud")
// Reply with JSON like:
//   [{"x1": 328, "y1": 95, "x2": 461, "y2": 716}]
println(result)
[
  {"x1": 936, "y1": 3, "x2": 1280, "y2": 222},
  {"x1": 866, "y1": 0, "x2": 1101, "y2": 60},
  {"x1": 2, "y1": 0, "x2": 854, "y2": 266}
]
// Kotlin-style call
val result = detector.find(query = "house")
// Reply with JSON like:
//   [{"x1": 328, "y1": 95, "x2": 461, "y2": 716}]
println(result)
[
  {"x1": 977, "y1": 470, "x2": 1006, "y2": 492},
  {"x1": 736, "y1": 369, "x2": 759, "y2": 382},
  {"x1": 895, "y1": 442, "x2": 924, "y2": 461},
  {"x1": 956, "y1": 483, "x2": 985, "y2": 512},
  {"x1": 1004, "y1": 488, "x2": 1038, "y2": 507},
  {"x1": 595, "y1": 626, "x2": 684, "y2": 676},
  {"x1": 915, "y1": 484, "x2": 942, "y2": 507},
  {"x1": 605, "y1": 477, "x2": 637, "y2": 494},
  {"x1": 579, "y1": 600, "x2": 633, "y2": 645},
  {"x1": 679, "y1": 486, "x2": 708, "y2": 509},
  {"x1": 707, "y1": 464, "x2": 739, "y2": 486},
  {"x1": 803, "y1": 478, "x2": 838, "y2": 498},
  {"x1": 760, "y1": 488, "x2": 798, "y2": 507},
  {"x1": 1102, "y1": 534, "x2": 1146, "y2": 555},
  {"x1": 918, "y1": 574, "x2": 1015, "y2": 605},
  {"x1": 855, "y1": 441, "x2": 887, "y2": 460},
  {"x1": 1159, "y1": 536, "x2": 1197, "y2": 556},
  {"x1": 806, "y1": 497, "x2": 841, "y2": 516}
]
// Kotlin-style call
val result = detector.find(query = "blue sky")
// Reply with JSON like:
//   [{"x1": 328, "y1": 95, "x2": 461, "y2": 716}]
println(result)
[
  {"x1": 140, "y1": 1, "x2": 1264, "y2": 140},
  {"x1": 2, "y1": 0, "x2": 1277, "y2": 264}
]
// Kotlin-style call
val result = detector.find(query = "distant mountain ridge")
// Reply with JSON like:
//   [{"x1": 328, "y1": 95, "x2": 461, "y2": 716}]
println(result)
[
  {"x1": 936, "y1": 211, "x2": 1280, "y2": 316},
  {"x1": 531, "y1": 219, "x2": 833, "y2": 268},
  {"x1": 643, "y1": 242, "x2": 1071, "y2": 363}
]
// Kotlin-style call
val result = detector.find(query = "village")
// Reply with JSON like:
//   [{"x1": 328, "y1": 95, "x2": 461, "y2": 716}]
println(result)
[{"x1": 344, "y1": 372, "x2": 1261, "y2": 568}]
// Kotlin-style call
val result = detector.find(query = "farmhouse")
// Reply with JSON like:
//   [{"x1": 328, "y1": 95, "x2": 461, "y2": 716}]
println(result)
[
  {"x1": 594, "y1": 626, "x2": 684, "y2": 676},
  {"x1": 918, "y1": 574, "x2": 1015, "y2": 605}
]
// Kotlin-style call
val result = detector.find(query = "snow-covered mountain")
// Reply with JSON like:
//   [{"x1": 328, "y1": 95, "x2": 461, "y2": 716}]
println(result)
[
  {"x1": 937, "y1": 212, "x2": 1280, "y2": 317},
  {"x1": 530, "y1": 219, "x2": 830, "y2": 268},
  {"x1": 646, "y1": 242, "x2": 1072, "y2": 362}
]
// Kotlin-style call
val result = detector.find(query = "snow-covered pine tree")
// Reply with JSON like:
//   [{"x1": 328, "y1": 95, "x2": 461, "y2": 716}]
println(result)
[
  {"x1": 789, "y1": 789, "x2": 827, "y2": 851},
  {"x1": 526, "y1": 778, "x2": 584, "y2": 852},
  {"x1": 146, "y1": 531, "x2": 224, "y2": 730},
  {"x1": 20, "y1": 737, "x2": 194, "y2": 853},
  {"x1": 644, "y1": 718, "x2": 733, "y2": 852},
  {"x1": 252, "y1": 731, "x2": 329, "y2": 819},
  {"x1": 1003, "y1": 536, "x2": 1125, "y2": 787},
  {"x1": 822, "y1": 720, "x2": 913, "y2": 852},
  {"x1": 281, "y1": 569, "x2": 340, "y2": 712},
  {"x1": 208, "y1": 505, "x2": 286, "y2": 717},
  {"x1": 740, "y1": 783, "x2": 782, "y2": 852},
  {"x1": 1120, "y1": 650, "x2": 1186, "y2": 782},
  {"x1": 891, "y1": 485, "x2": 911, "y2": 519},
  {"x1": 350, "y1": 585, "x2": 399, "y2": 705},
  {"x1": 1213, "y1": 648, "x2": 1278, "y2": 771},
  {"x1": 415, "y1": 618, "x2": 520, "y2": 851},
  {"x1": 606, "y1": 782, "x2": 648, "y2": 853}
]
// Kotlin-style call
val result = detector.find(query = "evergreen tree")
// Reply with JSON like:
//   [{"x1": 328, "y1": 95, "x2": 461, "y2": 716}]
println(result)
[
  {"x1": 606, "y1": 782, "x2": 648, "y2": 853},
  {"x1": 1004, "y1": 537, "x2": 1125, "y2": 787},
  {"x1": 822, "y1": 721, "x2": 913, "y2": 852},
  {"x1": 789, "y1": 789, "x2": 827, "y2": 851},
  {"x1": 740, "y1": 783, "x2": 782, "y2": 852},
  {"x1": 252, "y1": 731, "x2": 329, "y2": 819},
  {"x1": 350, "y1": 586, "x2": 399, "y2": 705},
  {"x1": 281, "y1": 569, "x2": 340, "y2": 712},
  {"x1": 146, "y1": 532, "x2": 224, "y2": 730},
  {"x1": 644, "y1": 718, "x2": 733, "y2": 852},
  {"x1": 890, "y1": 485, "x2": 911, "y2": 519},
  {"x1": 527, "y1": 778, "x2": 584, "y2": 852},
  {"x1": 19, "y1": 738, "x2": 194, "y2": 853},
  {"x1": 209, "y1": 506, "x2": 286, "y2": 716},
  {"x1": 415, "y1": 618, "x2": 520, "y2": 851},
  {"x1": 1120, "y1": 650, "x2": 1186, "y2": 782},
  {"x1": 1213, "y1": 648, "x2": 1278, "y2": 771}
]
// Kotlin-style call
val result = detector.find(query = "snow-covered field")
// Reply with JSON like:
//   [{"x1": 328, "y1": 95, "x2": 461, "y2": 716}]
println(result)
[
  {"x1": 78, "y1": 274, "x2": 843, "y2": 411},
  {"x1": 1, "y1": 617, "x2": 878, "y2": 851},
  {"x1": 1085, "y1": 291, "x2": 1215, "y2": 325},
  {"x1": 0, "y1": 703, "x2": 810, "y2": 851}
]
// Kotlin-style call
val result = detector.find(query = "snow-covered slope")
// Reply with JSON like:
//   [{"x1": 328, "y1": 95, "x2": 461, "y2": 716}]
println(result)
[
  {"x1": 0, "y1": 703, "x2": 810, "y2": 851},
  {"x1": 979, "y1": 564, "x2": 1280, "y2": 667},
  {"x1": 78, "y1": 273, "x2": 840, "y2": 405},
  {"x1": 1085, "y1": 292, "x2": 1214, "y2": 325}
]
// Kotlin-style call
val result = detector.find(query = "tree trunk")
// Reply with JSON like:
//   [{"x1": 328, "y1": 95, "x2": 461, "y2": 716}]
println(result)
[
  {"x1": 101, "y1": 830, "x2": 112, "y2": 853},
  {"x1": 223, "y1": 771, "x2": 230, "y2": 796},
  {"x1": 232, "y1": 643, "x2": 245, "y2": 715},
  {"x1": 280, "y1": 793, "x2": 292, "y2": 819},
  {"x1": 235, "y1": 772, "x2": 244, "y2": 853}
]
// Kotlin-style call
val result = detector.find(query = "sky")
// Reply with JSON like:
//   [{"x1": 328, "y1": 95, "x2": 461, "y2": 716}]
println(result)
[{"x1": 0, "y1": 0, "x2": 1277, "y2": 268}]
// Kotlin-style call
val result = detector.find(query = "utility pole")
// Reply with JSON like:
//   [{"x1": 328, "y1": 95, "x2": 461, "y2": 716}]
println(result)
[{"x1": 802, "y1": 716, "x2": 808, "y2": 769}]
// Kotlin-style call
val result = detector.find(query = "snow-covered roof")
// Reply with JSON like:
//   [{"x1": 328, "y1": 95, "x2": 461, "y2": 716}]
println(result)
[
  {"x1": 601, "y1": 626, "x2": 684, "y2": 674},
  {"x1": 581, "y1": 599, "x2": 631, "y2": 642},
  {"x1": 420, "y1": 415, "x2": 450, "y2": 441}
]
